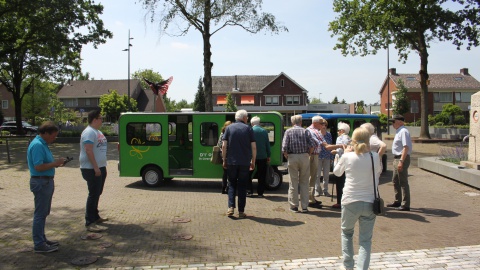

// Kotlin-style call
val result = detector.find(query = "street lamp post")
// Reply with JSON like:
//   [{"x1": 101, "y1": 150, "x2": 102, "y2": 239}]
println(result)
[{"x1": 122, "y1": 29, "x2": 133, "y2": 111}]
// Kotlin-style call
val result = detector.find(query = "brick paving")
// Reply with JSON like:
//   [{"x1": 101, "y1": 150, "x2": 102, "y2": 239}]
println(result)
[{"x1": 0, "y1": 139, "x2": 479, "y2": 269}]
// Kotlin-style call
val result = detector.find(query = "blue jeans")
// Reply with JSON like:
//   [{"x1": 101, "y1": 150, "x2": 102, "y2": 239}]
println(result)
[
  {"x1": 30, "y1": 177, "x2": 54, "y2": 248},
  {"x1": 227, "y1": 165, "x2": 250, "y2": 212},
  {"x1": 81, "y1": 167, "x2": 107, "y2": 226},
  {"x1": 341, "y1": 201, "x2": 376, "y2": 270}
]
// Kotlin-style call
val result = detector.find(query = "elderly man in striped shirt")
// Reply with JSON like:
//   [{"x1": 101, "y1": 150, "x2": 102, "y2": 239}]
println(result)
[
  {"x1": 282, "y1": 115, "x2": 316, "y2": 213},
  {"x1": 307, "y1": 116, "x2": 341, "y2": 206}
]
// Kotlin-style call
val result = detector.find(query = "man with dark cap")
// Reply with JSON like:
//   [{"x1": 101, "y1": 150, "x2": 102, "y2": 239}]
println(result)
[{"x1": 387, "y1": 115, "x2": 412, "y2": 211}]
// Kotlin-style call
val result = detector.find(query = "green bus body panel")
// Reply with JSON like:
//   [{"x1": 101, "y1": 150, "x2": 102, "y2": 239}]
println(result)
[
  {"x1": 118, "y1": 113, "x2": 169, "y2": 177},
  {"x1": 118, "y1": 111, "x2": 284, "y2": 180}
]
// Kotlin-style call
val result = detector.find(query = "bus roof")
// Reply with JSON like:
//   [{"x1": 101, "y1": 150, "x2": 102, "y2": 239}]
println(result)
[{"x1": 300, "y1": 113, "x2": 379, "y2": 120}]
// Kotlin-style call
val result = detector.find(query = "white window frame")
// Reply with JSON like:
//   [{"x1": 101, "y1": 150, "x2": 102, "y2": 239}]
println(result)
[
  {"x1": 285, "y1": 95, "x2": 300, "y2": 105},
  {"x1": 1, "y1": 100, "x2": 7, "y2": 109},
  {"x1": 456, "y1": 92, "x2": 473, "y2": 103},
  {"x1": 265, "y1": 96, "x2": 279, "y2": 105}
]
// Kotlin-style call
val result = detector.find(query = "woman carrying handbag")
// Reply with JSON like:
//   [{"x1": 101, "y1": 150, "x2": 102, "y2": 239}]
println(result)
[{"x1": 333, "y1": 127, "x2": 382, "y2": 270}]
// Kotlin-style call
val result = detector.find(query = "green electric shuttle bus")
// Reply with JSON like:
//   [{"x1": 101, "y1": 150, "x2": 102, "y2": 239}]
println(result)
[{"x1": 118, "y1": 111, "x2": 285, "y2": 189}]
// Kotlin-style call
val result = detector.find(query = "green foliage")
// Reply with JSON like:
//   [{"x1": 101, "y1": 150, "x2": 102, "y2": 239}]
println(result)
[
  {"x1": 393, "y1": 79, "x2": 410, "y2": 116},
  {"x1": 132, "y1": 69, "x2": 164, "y2": 90},
  {"x1": 329, "y1": 0, "x2": 480, "y2": 138},
  {"x1": 99, "y1": 90, "x2": 137, "y2": 121},
  {"x1": 331, "y1": 96, "x2": 339, "y2": 104},
  {"x1": 442, "y1": 104, "x2": 463, "y2": 116},
  {"x1": 310, "y1": 97, "x2": 321, "y2": 104},
  {"x1": 225, "y1": 93, "x2": 237, "y2": 112},
  {"x1": 0, "y1": 0, "x2": 112, "y2": 126},
  {"x1": 140, "y1": 0, "x2": 287, "y2": 111},
  {"x1": 193, "y1": 77, "x2": 206, "y2": 112},
  {"x1": 454, "y1": 115, "x2": 466, "y2": 125},
  {"x1": 355, "y1": 100, "x2": 365, "y2": 114}
]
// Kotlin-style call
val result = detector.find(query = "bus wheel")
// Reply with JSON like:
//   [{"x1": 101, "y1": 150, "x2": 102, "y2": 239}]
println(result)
[
  {"x1": 142, "y1": 166, "x2": 163, "y2": 187},
  {"x1": 266, "y1": 168, "x2": 283, "y2": 190}
]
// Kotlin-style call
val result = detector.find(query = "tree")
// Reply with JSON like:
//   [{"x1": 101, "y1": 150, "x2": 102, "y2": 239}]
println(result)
[
  {"x1": 0, "y1": 0, "x2": 112, "y2": 134},
  {"x1": 225, "y1": 93, "x2": 237, "y2": 112},
  {"x1": 99, "y1": 90, "x2": 137, "y2": 122},
  {"x1": 332, "y1": 96, "x2": 339, "y2": 104},
  {"x1": 193, "y1": 77, "x2": 206, "y2": 112},
  {"x1": 22, "y1": 79, "x2": 58, "y2": 125},
  {"x1": 310, "y1": 97, "x2": 321, "y2": 104},
  {"x1": 393, "y1": 79, "x2": 410, "y2": 116},
  {"x1": 141, "y1": 0, "x2": 288, "y2": 112},
  {"x1": 329, "y1": 0, "x2": 480, "y2": 139},
  {"x1": 355, "y1": 100, "x2": 365, "y2": 114}
]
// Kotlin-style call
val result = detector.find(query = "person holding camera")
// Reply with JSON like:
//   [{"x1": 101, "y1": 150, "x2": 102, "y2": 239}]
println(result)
[{"x1": 27, "y1": 121, "x2": 66, "y2": 253}]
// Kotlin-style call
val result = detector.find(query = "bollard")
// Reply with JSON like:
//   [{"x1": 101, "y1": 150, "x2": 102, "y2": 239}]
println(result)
[{"x1": 6, "y1": 138, "x2": 11, "y2": 163}]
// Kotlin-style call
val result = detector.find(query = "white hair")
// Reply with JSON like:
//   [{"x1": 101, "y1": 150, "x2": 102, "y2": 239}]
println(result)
[
  {"x1": 250, "y1": 116, "x2": 260, "y2": 126},
  {"x1": 235, "y1": 109, "x2": 248, "y2": 120},
  {"x1": 337, "y1": 122, "x2": 350, "y2": 135},
  {"x1": 291, "y1": 115, "x2": 302, "y2": 125},
  {"x1": 360, "y1": 122, "x2": 375, "y2": 135},
  {"x1": 312, "y1": 115, "x2": 324, "y2": 123}
]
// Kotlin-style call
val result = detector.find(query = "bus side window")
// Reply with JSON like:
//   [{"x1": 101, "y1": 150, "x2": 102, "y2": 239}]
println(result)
[
  {"x1": 353, "y1": 120, "x2": 366, "y2": 131},
  {"x1": 260, "y1": 122, "x2": 275, "y2": 143},
  {"x1": 146, "y1": 123, "x2": 162, "y2": 143},
  {"x1": 200, "y1": 122, "x2": 219, "y2": 146},
  {"x1": 126, "y1": 123, "x2": 161, "y2": 145}
]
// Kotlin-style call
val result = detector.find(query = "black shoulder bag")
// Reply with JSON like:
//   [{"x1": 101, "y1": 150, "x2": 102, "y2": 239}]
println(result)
[{"x1": 370, "y1": 152, "x2": 385, "y2": 216}]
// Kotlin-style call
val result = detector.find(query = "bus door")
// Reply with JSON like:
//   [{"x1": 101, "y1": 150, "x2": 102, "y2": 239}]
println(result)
[
  {"x1": 168, "y1": 114, "x2": 193, "y2": 176},
  {"x1": 192, "y1": 114, "x2": 225, "y2": 178}
]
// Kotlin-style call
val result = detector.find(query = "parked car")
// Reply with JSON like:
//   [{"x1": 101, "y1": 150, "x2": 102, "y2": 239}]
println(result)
[{"x1": 0, "y1": 121, "x2": 38, "y2": 135}]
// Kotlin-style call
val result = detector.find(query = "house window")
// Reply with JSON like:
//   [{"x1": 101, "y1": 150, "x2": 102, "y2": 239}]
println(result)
[
  {"x1": 454, "y1": 77, "x2": 464, "y2": 81},
  {"x1": 456, "y1": 92, "x2": 473, "y2": 103},
  {"x1": 1, "y1": 100, "x2": 7, "y2": 109},
  {"x1": 286, "y1": 95, "x2": 300, "y2": 105},
  {"x1": 216, "y1": 95, "x2": 226, "y2": 105},
  {"x1": 240, "y1": 95, "x2": 254, "y2": 105},
  {"x1": 85, "y1": 99, "x2": 91, "y2": 106},
  {"x1": 406, "y1": 76, "x2": 416, "y2": 81},
  {"x1": 200, "y1": 122, "x2": 219, "y2": 146},
  {"x1": 281, "y1": 79, "x2": 285, "y2": 87},
  {"x1": 62, "y1": 98, "x2": 78, "y2": 107},
  {"x1": 265, "y1": 96, "x2": 279, "y2": 105},
  {"x1": 433, "y1": 92, "x2": 453, "y2": 103}
]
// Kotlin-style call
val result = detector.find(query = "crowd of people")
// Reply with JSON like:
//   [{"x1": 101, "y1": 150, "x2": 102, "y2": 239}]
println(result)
[{"x1": 28, "y1": 108, "x2": 412, "y2": 270}]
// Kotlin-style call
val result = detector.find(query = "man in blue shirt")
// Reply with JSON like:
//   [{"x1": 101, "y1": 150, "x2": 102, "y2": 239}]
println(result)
[
  {"x1": 27, "y1": 121, "x2": 66, "y2": 253},
  {"x1": 222, "y1": 110, "x2": 256, "y2": 218},
  {"x1": 387, "y1": 115, "x2": 412, "y2": 211}
]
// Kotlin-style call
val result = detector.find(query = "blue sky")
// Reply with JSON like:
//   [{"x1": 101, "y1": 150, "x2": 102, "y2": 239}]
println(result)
[{"x1": 81, "y1": 0, "x2": 480, "y2": 105}]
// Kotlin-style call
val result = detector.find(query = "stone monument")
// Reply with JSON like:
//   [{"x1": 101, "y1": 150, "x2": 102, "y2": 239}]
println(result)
[{"x1": 461, "y1": 91, "x2": 480, "y2": 169}]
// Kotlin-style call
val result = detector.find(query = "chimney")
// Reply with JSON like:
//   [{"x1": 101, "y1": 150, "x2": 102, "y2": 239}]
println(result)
[
  {"x1": 460, "y1": 68, "x2": 469, "y2": 75},
  {"x1": 389, "y1": 68, "x2": 397, "y2": 75},
  {"x1": 235, "y1": 75, "x2": 238, "y2": 90}
]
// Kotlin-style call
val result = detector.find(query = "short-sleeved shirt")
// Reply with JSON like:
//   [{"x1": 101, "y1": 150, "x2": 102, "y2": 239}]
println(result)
[
  {"x1": 27, "y1": 135, "x2": 55, "y2": 177},
  {"x1": 253, "y1": 125, "x2": 271, "y2": 160},
  {"x1": 282, "y1": 125, "x2": 315, "y2": 154},
  {"x1": 335, "y1": 134, "x2": 351, "y2": 157},
  {"x1": 318, "y1": 132, "x2": 334, "y2": 160},
  {"x1": 392, "y1": 125, "x2": 412, "y2": 155},
  {"x1": 79, "y1": 125, "x2": 108, "y2": 169},
  {"x1": 369, "y1": 134, "x2": 384, "y2": 153},
  {"x1": 223, "y1": 121, "x2": 255, "y2": 166},
  {"x1": 307, "y1": 125, "x2": 325, "y2": 155}
]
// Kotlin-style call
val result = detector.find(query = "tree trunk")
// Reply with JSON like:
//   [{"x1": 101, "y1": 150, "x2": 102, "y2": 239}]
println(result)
[
  {"x1": 202, "y1": 1, "x2": 213, "y2": 112},
  {"x1": 418, "y1": 38, "x2": 431, "y2": 139}
]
